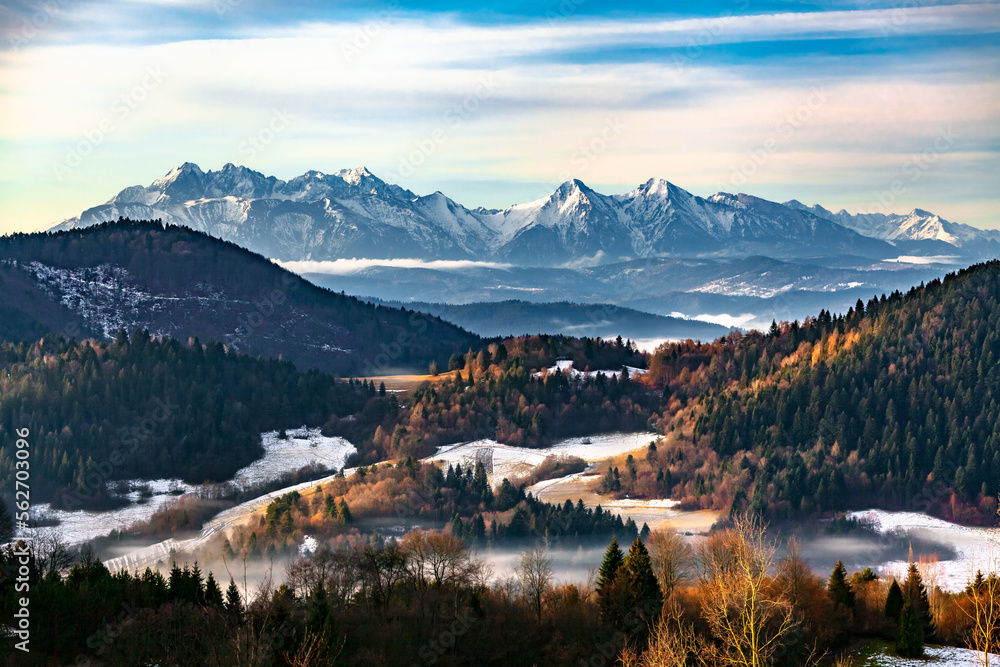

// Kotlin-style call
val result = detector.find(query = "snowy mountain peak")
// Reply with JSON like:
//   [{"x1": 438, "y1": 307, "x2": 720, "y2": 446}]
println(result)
[
  {"x1": 338, "y1": 165, "x2": 377, "y2": 186},
  {"x1": 635, "y1": 177, "x2": 681, "y2": 198},
  {"x1": 50, "y1": 164, "x2": 998, "y2": 266}
]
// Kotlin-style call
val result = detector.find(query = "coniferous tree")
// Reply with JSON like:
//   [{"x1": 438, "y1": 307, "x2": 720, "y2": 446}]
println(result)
[
  {"x1": 885, "y1": 579, "x2": 905, "y2": 620},
  {"x1": 902, "y1": 562, "x2": 936, "y2": 640},
  {"x1": 622, "y1": 537, "x2": 662, "y2": 620},
  {"x1": 828, "y1": 560, "x2": 856, "y2": 609},
  {"x1": 225, "y1": 578, "x2": 244, "y2": 618},
  {"x1": 596, "y1": 538, "x2": 624, "y2": 601},
  {"x1": 337, "y1": 499, "x2": 352, "y2": 524},
  {"x1": 895, "y1": 600, "x2": 924, "y2": 657},
  {"x1": 204, "y1": 572, "x2": 224, "y2": 608}
]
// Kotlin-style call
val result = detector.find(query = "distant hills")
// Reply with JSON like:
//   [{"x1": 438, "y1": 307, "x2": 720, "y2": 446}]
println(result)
[
  {"x1": 0, "y1": 221, "x2": 478, "y2": 375},
  {"x1": 369, "y1": 299, "x2": 732, "y2": 341}
]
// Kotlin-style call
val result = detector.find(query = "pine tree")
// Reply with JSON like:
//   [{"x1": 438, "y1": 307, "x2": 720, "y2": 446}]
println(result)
[
  {"x1": 205, "y1": 572, "x2": 224, "y2": 608},
  {"x1": 884, "y1": 579, "x2": 904, "y2": 620},
  {"x1": 597, "y1": 537, "x2": 626, "y2": 626},
  {"x1": 337, "y1": 499, "x2": 352, "y2": 524},
  {"x1": 622, "y1": 537, "x2": 662, "y2": 618},
  {"x1": 168, "y1": 562, "x2": 183, "y2": 600},
  {"x1": 966, "y1": 569, "x2": 986, "y2": 595},
  {"x1": 191, "y1": 561, "x2": 206, "y2": 606},
  {"x1": 307, "y1": 581, "x2": 330, "y2": 636},
  {"x1": 225, "y1": 578, "x2": 244, "y2": 618},
  {"x1": 902, "y1": 562, "x2": 935, "y2": 640},
  {"x1": 895, "y1": 600, "x2": 924, "y2": 657},
  {"x1": 828, "y1": 560, "x2": 856, "y2": 608},
  {"x1": 596, "y1": 538, "x2": 624, "y2": 597}
]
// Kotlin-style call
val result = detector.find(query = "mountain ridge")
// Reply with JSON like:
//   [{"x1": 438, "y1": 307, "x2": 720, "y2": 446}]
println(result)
[
  {"x1": 52, "y1": 163, "x2": 998, "y2": 266},
  {"x1": 0, "y1": 220, "x2": 479, "y2": 375}
]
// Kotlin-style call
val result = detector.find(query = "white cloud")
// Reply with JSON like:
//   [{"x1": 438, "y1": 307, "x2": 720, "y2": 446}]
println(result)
[
  {"x1": 275, "y1": 258, "x2": 513, "y2": 275},
  {"x1": 0, "y1": 6, "x2": 997, "y2": 233}
]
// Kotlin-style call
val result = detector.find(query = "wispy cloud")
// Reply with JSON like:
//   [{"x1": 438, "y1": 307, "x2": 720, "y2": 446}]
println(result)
[
  {"x1": 275, "y1": 258, "x2": 514, "y2": 275},
  {"x1": 0, "y1": 2, "x2": 997, "y2": 233}
]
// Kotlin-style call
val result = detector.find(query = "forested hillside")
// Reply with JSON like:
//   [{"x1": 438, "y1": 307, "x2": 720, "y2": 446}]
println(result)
[
  {"x1": 0, "y1": 331, "x2": 372, "y2": 506},
  {"x1": 328, "y1": 335, "x2": 658, "y2": 462},
  {"x1": 0, "y1": 219, "x2": 479, "y2": 375},
  {"x1": 627, "y1": 260, "x2": 1000, "y2": 522}
]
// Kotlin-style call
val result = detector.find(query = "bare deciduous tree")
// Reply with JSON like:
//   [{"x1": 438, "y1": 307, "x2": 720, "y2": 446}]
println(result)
[
  {"x1": 639, "y1": 599, "x2": 708, "y2": 667},
  {"x1": 963, "y1": 549, "x2": 1000, "y2": 667},
  {"x1": 647, "y1": 530, "x2": 693, "y2": 598},
  {"x1": 700, "y1": 513, "x2": 796, "y2": 667},
  {"x1": 518, "y1": 545, "x2": 553, "y2": 624}
]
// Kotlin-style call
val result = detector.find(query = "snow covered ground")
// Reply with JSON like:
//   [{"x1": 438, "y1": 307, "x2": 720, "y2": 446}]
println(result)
[
  {"x1": 861, "y1": 645, "x2": 999, "y2": 666},
  {"x1": 27, "y1": 427, "x2": 354, "y2": 547},
  {"x1": 533, "y1": 359, "x2": 648, "y2": 380},
  {"x1": 232, "y1": 427, "x2": 356, "y2": 488},
  {"x1": 427, "y1": 432, "x2": 656, "y2": 486},
  {"x1": 32, "y1": 479, "x2": 195, "y2": 546},
  {"x1": 847, "y1": 510, "x2": 1000, "y2": 593}
]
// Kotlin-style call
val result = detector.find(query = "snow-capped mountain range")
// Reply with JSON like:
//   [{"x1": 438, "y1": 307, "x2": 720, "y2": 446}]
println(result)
[{"x1": 53, "y1": 163, "x2": 1000, "y2": 265}]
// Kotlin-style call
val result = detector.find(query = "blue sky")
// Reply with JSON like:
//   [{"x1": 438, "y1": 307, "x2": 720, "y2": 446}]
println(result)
[{"x1": 0, "y1": 0, "x2": 997, "y2": 233}]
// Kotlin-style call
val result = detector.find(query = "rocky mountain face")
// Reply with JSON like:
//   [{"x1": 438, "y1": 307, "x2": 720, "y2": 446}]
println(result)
[{"x1": 54, "y1": 162, "x2": 996, "y2": 266}]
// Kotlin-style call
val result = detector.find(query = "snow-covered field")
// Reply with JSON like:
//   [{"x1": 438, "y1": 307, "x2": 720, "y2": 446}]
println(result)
[
  {"x1": 427, "y1": 432, "x2": 656, "y2": 486},
  {"x1": 533, "y1": 359, "x2": 648, "y2": 380},
  {"x1": 32, "y1": 479, "x2": 195, "y2": 546},
  {"x1": 27, "y1": 427, "x2": 354, "y2": 547},
  {"x1": 847, "y1": 510, "x2": 1000, "y2": 592},
  {"x1": 861, "y1": 645, "x2": 999, "y2": 666},
  {"x1": 232, "y1": 427, "x2": 356, "y2": 487}
]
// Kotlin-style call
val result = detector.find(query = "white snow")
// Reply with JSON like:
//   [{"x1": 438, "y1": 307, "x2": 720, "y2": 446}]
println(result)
[
  {"x1": 299, "y1": 535, "x2": 318, "y2": 556},
  {"x1": 31, "y1": 479, "x2": 195, "y2": 546},
  {"x1": 233, "y1": 427, "x2": 356, "y2": 488},
  {"x1": 861, "y1": 645, "x2": 1000, "y2": 666},
  {"x1": 533, "y1": 360, "x2": 648, "y2": 380},
  {"x1": 847, "y1": 510, "x2": 1000, "y2": 593},
  {"x1": 25, "y1": 427, "x2": 354, "y2": 547},
  {"x1": 426, "y1": 432, "x2": 655, "y2": 486}
]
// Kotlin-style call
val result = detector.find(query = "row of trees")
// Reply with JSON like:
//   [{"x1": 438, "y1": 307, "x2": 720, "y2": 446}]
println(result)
[
  {"x1": 616, "y1": 514, "x2": 1000, "y2": 666},
  {"x1": 4, "y1": 514, "x2": 997, "y2": 665}
]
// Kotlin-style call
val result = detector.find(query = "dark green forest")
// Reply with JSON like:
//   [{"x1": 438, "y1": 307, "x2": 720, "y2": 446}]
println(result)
[
  {"x1": 604, "y1": 260, "x2": 1000, "y2": 522},
  {"x1": 0, "y1": 331, "x2": 371, "y2": 507}
]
